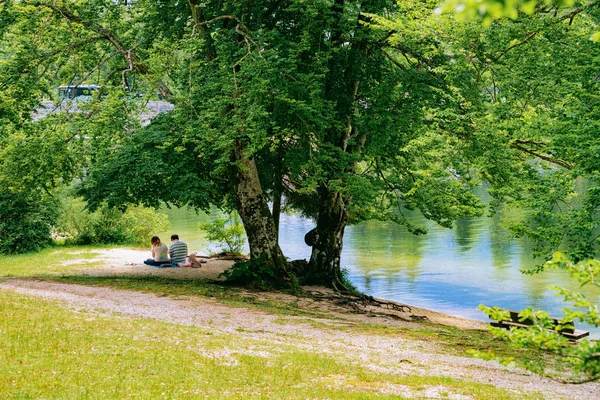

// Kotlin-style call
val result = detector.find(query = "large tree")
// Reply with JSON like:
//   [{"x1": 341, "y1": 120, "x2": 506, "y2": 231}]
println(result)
[
  {"x1": 1, "y1": 0, "x2": 293, "y2": 272},
  {"x1": 1, "y1": 0, "x2": 478, "y2": 278},
  {"x1": 4, "y1": 0, "x2": 599, "y2": 286}
]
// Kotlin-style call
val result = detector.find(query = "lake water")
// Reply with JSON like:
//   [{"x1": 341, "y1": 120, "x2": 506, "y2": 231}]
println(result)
[{"x1": 157, "y1": 205, "x2": 599, "y2": 337}]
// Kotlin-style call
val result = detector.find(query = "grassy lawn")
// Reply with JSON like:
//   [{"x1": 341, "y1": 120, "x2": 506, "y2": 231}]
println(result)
[
  {"x1": 0, "y1": 245, "x2": 110, "y2": 277},
  {"x1": 0, "y1": 246, "x2": 555, "y2": 370},
  {"x1": 0, "y1": 246, "x2": 562, "y2": 397},
  {"x1": 49, "y1": 275, "x2": 551, "y2": 366},
  {"x1": 0, "y1": 289, "x2": 524, "y2": 399}
]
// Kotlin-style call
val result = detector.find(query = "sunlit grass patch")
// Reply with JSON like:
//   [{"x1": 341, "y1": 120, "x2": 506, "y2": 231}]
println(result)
[
  {"x1": 55, "y1": 274, "x2": 243, "y2": 299},
  {"x1": 0, "y1": 246, "x2": 113, "y2": 277},
  {"x1": 0, "y1": 290, "x2": 521, "y2": 399},
  {"x1": 0, "y1": 246, "x2": 566, "y2": 389},
  {"x1": 327, "y1": 319, "x2": 559, "y2": 371},
  {"x1": 312, "y1": 374, "x2": 534, "y2": 399}
]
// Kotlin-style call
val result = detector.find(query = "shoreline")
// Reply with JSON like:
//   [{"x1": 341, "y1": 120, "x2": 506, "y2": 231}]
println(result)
[{"x1": 68, "y1": 247, "x2": 487, "y2": 331}]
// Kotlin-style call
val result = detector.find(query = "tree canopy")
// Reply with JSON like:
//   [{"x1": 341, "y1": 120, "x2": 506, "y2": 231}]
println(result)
[{"x1": 1, "y1": 0, "x2": 600, "y2": 287}]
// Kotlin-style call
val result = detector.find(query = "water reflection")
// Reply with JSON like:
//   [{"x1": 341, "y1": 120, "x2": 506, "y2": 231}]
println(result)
[
  {"x1": 487, "y1": 213, "x2": 512, "y2": 269},
  {"x1": 454, "y1": 218, "x2": 477, "y2": 252},
  {"x1": 160, "y1": 205, "x2": 599, "y2": 337}
]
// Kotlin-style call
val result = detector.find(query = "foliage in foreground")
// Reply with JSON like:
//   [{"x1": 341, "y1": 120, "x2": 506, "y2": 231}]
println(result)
[
  {"x1": 439, "y1": 0, "x2": 585, "y2": 27},
  {"x1": 479, "y1": 253, "x2": 600, "y2": 382}
]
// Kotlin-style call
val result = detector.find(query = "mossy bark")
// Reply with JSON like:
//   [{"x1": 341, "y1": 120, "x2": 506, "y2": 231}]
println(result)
[{"x1": 306, "y1": 187, "x2": 347, "y2": 285}]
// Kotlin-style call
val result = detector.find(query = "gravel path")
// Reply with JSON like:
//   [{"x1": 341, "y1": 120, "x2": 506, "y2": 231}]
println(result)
[{"x1": 2, "y1": 277, "x2": 599, "y2": 399}]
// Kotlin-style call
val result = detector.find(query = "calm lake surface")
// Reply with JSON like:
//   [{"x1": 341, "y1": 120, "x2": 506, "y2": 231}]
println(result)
[{"x1": 158, "y1": 205, "x2": 599, "y2": 337}]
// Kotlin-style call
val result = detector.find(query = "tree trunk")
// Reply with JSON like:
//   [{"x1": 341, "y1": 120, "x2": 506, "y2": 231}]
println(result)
[
  {"x1": 272, "y1": 187, "x2": 282, "y2": 245},
  {"x1": 230, "y1": 140, "x2": 288, "y2": 274},
  {"x1": 271, "y1": 153, "x2": 284, "y2": 245},
  {"x1": 306, "y1": 186, "x2": 348, "y2": 284}
]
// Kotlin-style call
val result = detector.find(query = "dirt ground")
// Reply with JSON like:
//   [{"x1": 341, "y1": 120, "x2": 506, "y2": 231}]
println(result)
[
  {"x1": 1, "y1": 248, "x2": 599, "y2": 399},
  {"x1": 76, "y1": 248, "x2": 486, "y2": 330}
]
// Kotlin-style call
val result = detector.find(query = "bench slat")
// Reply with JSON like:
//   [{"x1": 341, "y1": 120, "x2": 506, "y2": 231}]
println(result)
[
  {"x1": 561, "y1": 330, "x2": 590, "y2": 340},
  {"x1": 497, "y1": 309, "x2": 575, "y2": 333},
  {"x1": 490, "y1": 320, "x2": 590, "y2": 341}
]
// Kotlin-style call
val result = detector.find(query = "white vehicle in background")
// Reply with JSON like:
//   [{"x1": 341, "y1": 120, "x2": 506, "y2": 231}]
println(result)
[
  {"x1": 58, "y1": 84, "x2": 101, "y2": 101},
  {"x1": 33, "y1": 85, "x2": 172, "y2": 122}
]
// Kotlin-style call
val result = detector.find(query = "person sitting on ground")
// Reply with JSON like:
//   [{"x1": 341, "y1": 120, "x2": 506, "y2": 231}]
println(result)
[
  {"x1": 169, "y1": 234, "x2": 188, "y2": 267},
  {"x1": 143, "y1": 236, "x2": 170, "y2": 267}
]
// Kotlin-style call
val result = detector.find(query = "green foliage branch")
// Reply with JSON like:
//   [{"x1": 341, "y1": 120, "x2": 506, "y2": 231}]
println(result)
[
  {"x1": 438, "y1": 0, "x2": 594, "y2": 26},
  {"x1": 425, "y1": 0, "x2": 600, "y2": 264},
  {"x1": 479, "y1": 253, "x2": 600, "y2": 382},
  {"x1": 200, "y1": 212, "x2": 247, "y2": 255}
]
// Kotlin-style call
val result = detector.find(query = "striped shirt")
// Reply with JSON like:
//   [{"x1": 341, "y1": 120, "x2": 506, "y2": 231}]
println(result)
[{"x1": 169, "y1": 240, "x2": 188, "y2": 266}]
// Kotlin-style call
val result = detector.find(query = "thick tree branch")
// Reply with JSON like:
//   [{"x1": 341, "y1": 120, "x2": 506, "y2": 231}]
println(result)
[
  {"x1": 483, "y1": 1, "x2": 600, "y2": 68},
  {"x1": 556, "y1": 1, "x2": 600, "y2": 25},
  {"x1": 490, "y1": 32, "x2": 537, "y2": 63},
  {"x1": 196, "y1": 14, "x2": 245, "y2": 28},
  {"x1": 371, "y1": 43, "x2": 407, "y2": 71},
  {"x1": 28, "y1": 0, "x2": 173, "y2": 100},
  {"x1": 187, "y1": 0, "x2": 204, "y2": 31},
  {"x1": 510, "y1": 142, "x2": 573, "y2": 169},
  {"x1": 375, "y1": 159, "x2": 398, "y2": 192},
  {"x1": 389, "y1": 42, "x2": 432, "y2": 68},
  {"x1": 512, "y1": 138, "x2": 545, "y2": 148}
]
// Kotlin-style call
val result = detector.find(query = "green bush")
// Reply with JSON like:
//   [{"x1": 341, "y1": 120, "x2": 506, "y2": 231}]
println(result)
[
  {"x1": 54, "y1": 196, "x2": 95, "y2": 244},
  {"x1": 92, "y1": 207, "x2": 130, "y2": 244},
  {"x1": 122, "y1": 206, "x2": 171, "y2": 246},
  {"x1": 0, "y1": 191, "x2": 60, "y2": 254},
  {"x1": 200, "y1": 212, "x2": 247, "y2": 254},
  {"x1": 55, "y1": 196, "x2": 169, "y2": 246},
  {"x1": 220, "y1": 256, "x2": 275, "y2": 287}
]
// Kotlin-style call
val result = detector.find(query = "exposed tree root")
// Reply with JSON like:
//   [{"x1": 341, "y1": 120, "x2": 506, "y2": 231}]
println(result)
[
  {"x1": 302, "y1": 284, "x2": 415, "y2": 319},
  {"x1": 366, "y1": 310, "x2": 412, "y2": 321},
  {"x1": 552, "y1": 375, "x2": 599, "y2": 385}
]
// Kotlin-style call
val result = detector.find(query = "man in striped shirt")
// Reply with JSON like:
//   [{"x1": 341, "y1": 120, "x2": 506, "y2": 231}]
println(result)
[{"x1": 169, "y1": 234, "x2": 188, "y2": 267}]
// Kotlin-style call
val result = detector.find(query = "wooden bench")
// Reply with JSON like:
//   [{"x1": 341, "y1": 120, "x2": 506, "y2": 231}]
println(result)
[{"x1": 489, "y1": 309, "x2": 590, "y2": 341}]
